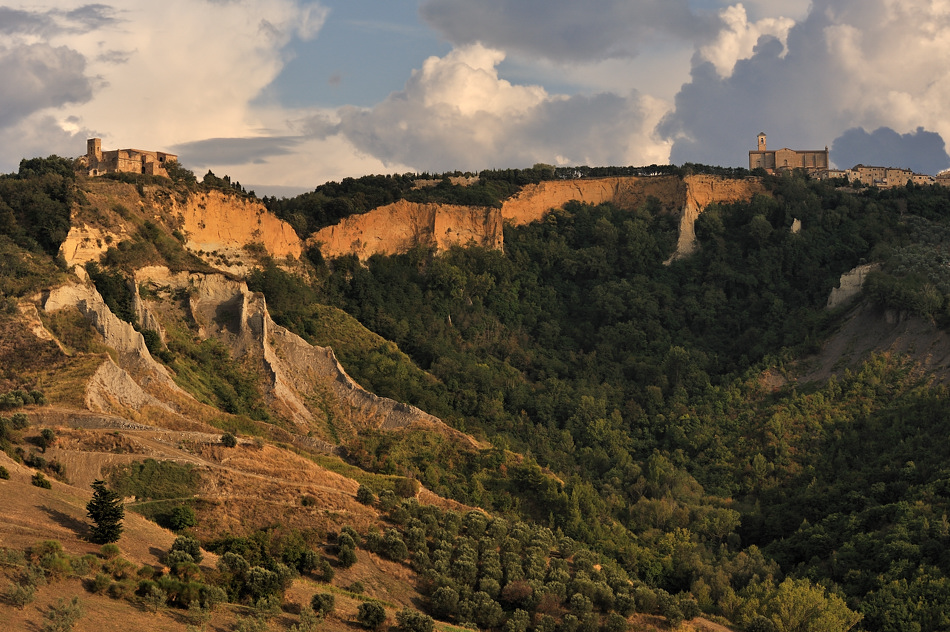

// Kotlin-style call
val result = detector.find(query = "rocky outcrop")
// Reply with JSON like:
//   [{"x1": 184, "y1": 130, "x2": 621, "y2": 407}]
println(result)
[
  {"x1": 310, "y1": 200, "x2": 502, "y2": 261},
  {"x1": 671, "y1": 175, "x2": 768, "y2": 259},
  {"x1": 135, "y1": 267, "x2": 478, "y2": 445},
  {"x1": 178, "y1": 190, "x2": 302, "y2": 261},
  {"x1": 43, "y1": 282, "x2": 186, "y2": 416},
  {"x1": 59, "y1": 224, "x2": 126, "y2": 267},
  {"x1": 45, "y1": 283, "x2": 177, "y2": 389},
  {"x1": 827, "y1": 263, "x2": 880, "y2": 310}
]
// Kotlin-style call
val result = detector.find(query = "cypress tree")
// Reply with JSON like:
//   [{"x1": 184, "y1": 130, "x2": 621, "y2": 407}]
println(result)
[{"x1": 86, "y1": 479, "x2": 124, "y2": 544}]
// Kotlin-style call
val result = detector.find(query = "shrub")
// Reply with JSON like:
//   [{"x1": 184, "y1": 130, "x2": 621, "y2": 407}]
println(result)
[
  {"x1": 316, "y1": 557, "x2": 335, "y2": 582},
  {"x1": 142, "y1": 584, "x2": 166, "y2": 612},
  {"x1": 221, "y1": 432, "x2": 238, "y2": 448},
  {"x1": 357, "y1": 601, "x2": 387, "y2": 630},
  {"x1": 0, "y1": 465, "x2": 9, "y2": 479},
  {"x1": 311, "y1": 592, "x2": 335, "y2": 615},
  {"x1": 107, "y1": 580, "x2": 136, "y2": 600},
  {"x1": 235, "y1": 616, "x2": 268, "y2": 632},
  {"x1": 11, "y1": 412, "x2": 29, "y2": 429},
  {"x1": 163, "y1": 505, "x2": 198, "y2": 531},
  {"x1": 100, "y1": 543, "x2": 121, "y2": 559},
  {"x1": 7, "y1": 581, "x2": 36, "y2": 608},
  {"x1": 42, "y1": 596, "x2": 83, "y2": 632},
  {"x1": 603, "y1": 612, "x2": 628, "y2": 632},
  {"x1": 90, "y1": 573, "x2": 111, "y2": 594},
  {"x1": 71, "y1": 554, "x2": 99, "y2": 576},
  {"x1": 32, "y1": 471, "x2": 52, "y2": 488},
  {"x1": 293, "y1": 607, "x2": 322, "y2": 632}
]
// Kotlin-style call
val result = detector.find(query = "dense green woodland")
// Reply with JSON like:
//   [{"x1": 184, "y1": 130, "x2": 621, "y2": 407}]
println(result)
[
  {"x1": 254, "y1": 172, "x2": 950, "y2": 631},
  {"x1": 5, "y1": 158, "x2": 950, "y2": 629}
]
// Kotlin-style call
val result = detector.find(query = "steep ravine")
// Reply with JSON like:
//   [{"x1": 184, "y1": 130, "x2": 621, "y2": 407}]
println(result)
[{"x1": 39, "y1": 269, "x2": 477, "y2": 448}]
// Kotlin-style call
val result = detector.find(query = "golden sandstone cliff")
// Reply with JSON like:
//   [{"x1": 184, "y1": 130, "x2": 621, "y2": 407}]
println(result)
[
  {"x1": 311, "y1": 175, "x2": 767, "y2": 261},
  {"x1": 178, "y1": 190, "x2": 302, "y2": 260},
  {"x1": 60, "y1": 175, "x2": 766, "y2": 269},
  {"x1": 309, "y1": 199, "x2": 502, "y2": 260}
]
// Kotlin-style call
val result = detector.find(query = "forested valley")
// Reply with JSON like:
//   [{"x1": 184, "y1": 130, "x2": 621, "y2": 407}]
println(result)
[{"x1": 252, "y1": 171, "x2": 950, "y2": 631}]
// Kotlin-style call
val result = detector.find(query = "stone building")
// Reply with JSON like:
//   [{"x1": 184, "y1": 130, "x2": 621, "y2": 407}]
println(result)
[
  {"x1": 81, "y1": 138, "x2": 178, "y2": 178},
  {"x1": 846, "y1": 165, "x2": 931, "y2": 188},
  {"x1": 748, "y1": 132, "x2": 829, "y2": 173}
]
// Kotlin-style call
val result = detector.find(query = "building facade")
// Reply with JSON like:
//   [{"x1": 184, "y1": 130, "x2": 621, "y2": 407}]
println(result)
[
  {"x1": 749, "y1": 133, "x2": 829, "y2": 173},
  {"x1": 81, "y1": 138, "x2": 178, "y2": 178}
]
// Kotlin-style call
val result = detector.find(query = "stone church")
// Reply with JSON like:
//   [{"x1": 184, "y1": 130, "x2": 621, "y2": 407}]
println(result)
[{"x1": 749, "y1": 133, "x2": 829, "y2": 173}]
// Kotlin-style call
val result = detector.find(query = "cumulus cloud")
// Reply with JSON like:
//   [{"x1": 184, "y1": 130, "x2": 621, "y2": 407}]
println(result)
[
  {"x1": 320, "y1": 43, "x2": 668, "y2": 172},
  {"x1": 0, "y1": 43, "x2": 93, "y2": 127},
  {"x1": 831, "y1": 127, "x2": 950, "y2": 174},
  {"x1": 697, "y1": 4, "x2": 794, "y2": 77},
  {"x1": 661, "y1": 0, "x2": 950, "y2": 169},
  {"x1": 419, "y1": 0, "x2": 720, "y2": 63}
]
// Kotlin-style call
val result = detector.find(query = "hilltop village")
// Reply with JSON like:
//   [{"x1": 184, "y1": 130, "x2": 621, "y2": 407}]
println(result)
[
  {"x1": 78, "y1": 135, "x2": 950, "y2": 192},
  {"x1": 749, "y1": 132, "x2": 950, "y2": 187}
]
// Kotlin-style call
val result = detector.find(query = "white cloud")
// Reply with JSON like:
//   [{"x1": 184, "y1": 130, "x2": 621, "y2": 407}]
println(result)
[
  {"x1": 698, "y1": 3, "x2": 794, "y2": 77},
  {"x1": 0, "y1": 0, "x2": 328, "y2": 173},
  {"x1": 324, "y1": 43, "x2": 670, "y2": 172}
]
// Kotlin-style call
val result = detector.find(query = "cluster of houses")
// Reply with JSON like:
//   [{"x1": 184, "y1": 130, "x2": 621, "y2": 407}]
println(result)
[{"x1": 749, "y1": 132, "x2": 950, "y2": 188}]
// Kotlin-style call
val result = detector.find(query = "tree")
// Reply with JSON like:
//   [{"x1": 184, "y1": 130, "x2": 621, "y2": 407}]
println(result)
[
  {"x1": 171, "y1": 535, "x2": 203, "y2": 563},
  {"x1": 396, "y1": 608, "x2": 434, "y2": 632},
  {"x1": 38, "y1": 428, "x2": 56, "y2": 452},
  {"x1": 86, "y1": 479, "x2": 124, "y2": 544},
  {"x1": 357, "y1": 601, "x2": 387, "y2": 630},
  {"x1": 311, "y1": 592, "x2": 335, "y2": 616},
  {"x1": 356, "y1": 484, "x2": 375, "y2": 505}
]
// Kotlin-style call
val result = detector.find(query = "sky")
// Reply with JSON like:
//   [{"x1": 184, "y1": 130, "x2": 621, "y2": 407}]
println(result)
[{"x1": 2, "y1": 0, "x2": 950, "y2": 196}]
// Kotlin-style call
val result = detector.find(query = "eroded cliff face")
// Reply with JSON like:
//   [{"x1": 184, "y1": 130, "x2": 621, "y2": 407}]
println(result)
[
  {"x1": 310, "y1": 175, "x2": 767, "y2": 261},
  {"x1": 60, "y1": 182, "x2": 303, "y2": 272},
  {"x1": 500, "y1": 176, "x2": 687, "y2": 225},
  {"x1": 177, "y1": 190, "x2": 303, "y2": 262},
  {"x1": 672, "y1": 175, "x2": 768, "y2": 259},
  {"x1": 39, "y1": 266, "x2": 477, "y2": 447},
  {"x1": 310, "y1": 200, "x2": 502, "y2": 261}
]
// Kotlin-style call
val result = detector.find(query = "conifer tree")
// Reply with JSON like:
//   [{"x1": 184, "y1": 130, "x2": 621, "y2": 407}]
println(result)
[{"x1": 86, "y1": 479, "x2": 124, "y2": 544}]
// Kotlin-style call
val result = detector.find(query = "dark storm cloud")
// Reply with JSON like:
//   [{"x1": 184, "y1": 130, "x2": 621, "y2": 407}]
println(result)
[
  {"x1": 831, "y1": 127, "x2": 950, "y2": 175},
  {"x1": 659, "y1": 24, "x2": 848, "y2": 167},
  {"x1": 172, "y1": 136, "x2": 303, "y2": 166},
  {"x1": 419, "y1": 0, "x2": 720, "y2": 63},
  {"x1": 0, "y1": 44, "x2": 94, "y2": 127},
  {"x1": 659, "y1": 0, "x2": 950, "y2": 169}
]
